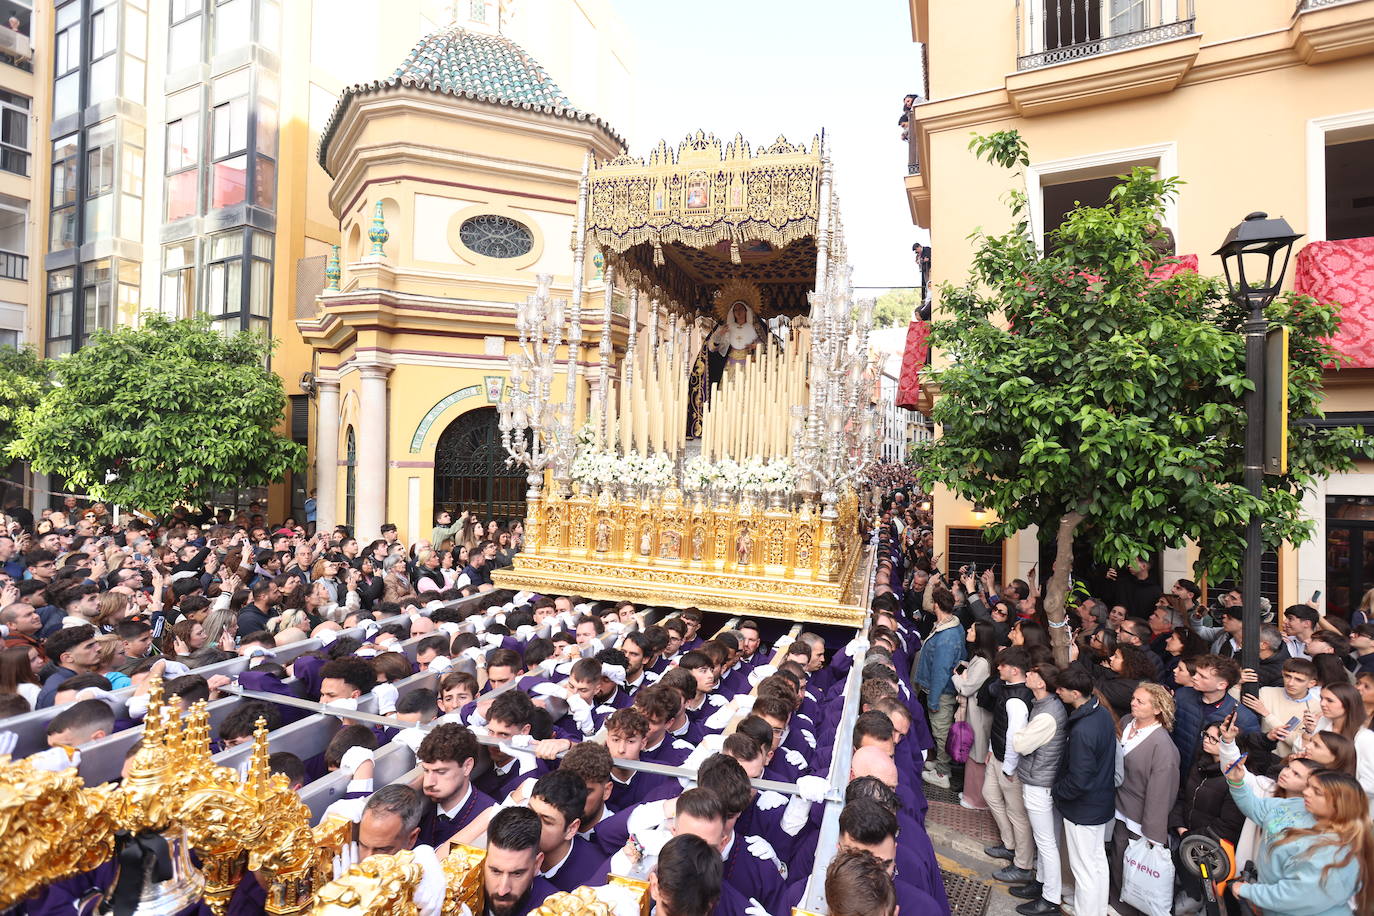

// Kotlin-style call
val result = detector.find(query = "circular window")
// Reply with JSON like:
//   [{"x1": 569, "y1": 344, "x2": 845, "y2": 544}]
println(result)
[{"x1": 459, "y1": 214, "x2": 534, "y2": 259}]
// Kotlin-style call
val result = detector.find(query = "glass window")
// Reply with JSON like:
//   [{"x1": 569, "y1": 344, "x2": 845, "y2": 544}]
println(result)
[
  {"x1": 117, "y1": 260, "x2": 141, "y2": 325},
  {"x1": 0, "y1": 196, "x2": 25, "y2": 252},
  {"x1": 212, "y1": 96, "x2": 247, "y2": 158},
  {"x1": 81, "y1": 259, "x2": 114, "y2": 345},
  {"x1": 46, "y1": 268, "x2": 75, "y2": 356},
  {"x1": 166, "y1": 115, "x2": 199, "y2": 170},
  {"x1": 53, "y1": 3, "x2": 81, "y2": 121},
  {"x1": 213, "y1": 0, "x2": 250, "y2": 54},
  {"x1": 248, "y1": 230, "x2": 272, "y2": 318},
  {"x1": 120, "y1": 141, "x2": 143, "y2": 242},
  {"x1": 166, "y1": 172, "x2": 198, "y2": 221},
  {"x1": 258, "y1": 0, "x2": 280, "y2": 52},
  {"x1": 49, "y1": 134, "x2": 79, "y2": 251},
  {"x1": 256, "y1": 101, "x2": 277, "y2": 156},
  {"x1": 0, "y1": 93, "x2": 28, "y2": 176},
  {"x1": 162, "y1": 240, "x2": 197, "y2": 315},
  {"x1": 84, "y1": 122, "x2": 116, "y2": 242},
  {"x1": 253, "y1": 154, "x2": 274, "y2": 209},
  {"x1": 169, "y1": 16, "x2": 203, "y2": 71},
  {"x1": 206, "y1": 229, "x2": 244, "y2": 318},
  {"x1": 459, "y1": 214, "x2": 534, "y2": 258},
  {"x1": 211, "y1": 155, "x2": 246, "y2": 208},
  {"x1": 86, "y1": 6, "x2": 119, "y2": 106}
]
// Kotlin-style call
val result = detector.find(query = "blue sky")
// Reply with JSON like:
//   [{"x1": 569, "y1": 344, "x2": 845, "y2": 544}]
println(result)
[{"x1": 608, "y1": 0, "x2": 929, "y2": 293}]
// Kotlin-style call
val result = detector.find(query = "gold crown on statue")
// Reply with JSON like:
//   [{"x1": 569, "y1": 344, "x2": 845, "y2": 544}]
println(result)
[{"x1": 712, "y1": 278, "x2": 765, "y2": 322}]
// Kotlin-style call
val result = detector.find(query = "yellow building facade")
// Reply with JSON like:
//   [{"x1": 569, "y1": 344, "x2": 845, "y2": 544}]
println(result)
[
  {"x1": 905, "y1": 0, "x2": 1374, "y2": 615},
  {"x1": 303, "y1": 21, "x2": 625, "y2": 543}
]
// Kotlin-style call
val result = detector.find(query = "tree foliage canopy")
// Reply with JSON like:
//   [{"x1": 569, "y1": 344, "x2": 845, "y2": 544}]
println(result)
[
  {"x1": 872, "y1": 289, "x2": 921, "y2": 329},
  {"x1": 0, "y1": 345, "x2": 50, "y2": 459},
  {"x1": 9, "y1": 315, "x2": 306, "y2": 514},
  {"x1": 914, "y1": 131, "x2": 1367, "y2": 600}
]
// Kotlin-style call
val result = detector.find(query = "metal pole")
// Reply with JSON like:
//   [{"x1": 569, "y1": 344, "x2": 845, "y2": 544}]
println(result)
[{"x1": 1241, "y1": 300, "x2": 1266, "y2": 695}]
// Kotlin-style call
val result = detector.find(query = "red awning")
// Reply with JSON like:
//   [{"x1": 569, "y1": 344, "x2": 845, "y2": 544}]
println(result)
[
  {"x1": 895, "y1": 319, "x2": 930, "y2": 410},
  {"x1": 1294, "y1": 238, "x2": 1374, "y2": 369}
]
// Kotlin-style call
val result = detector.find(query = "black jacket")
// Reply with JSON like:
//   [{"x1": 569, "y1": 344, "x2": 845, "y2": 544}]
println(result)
[{"x1": 1169, "y1": 758, "x2": 1245, "y2": 844}]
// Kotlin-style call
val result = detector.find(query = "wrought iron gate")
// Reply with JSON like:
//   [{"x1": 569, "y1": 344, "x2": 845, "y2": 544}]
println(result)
[{"x1": 432, "y1": 407, "x2": 527, "y2": 524}]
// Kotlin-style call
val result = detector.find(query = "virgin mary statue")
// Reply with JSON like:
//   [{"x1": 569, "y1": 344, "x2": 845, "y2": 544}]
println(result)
[{"x1": 687, "y1": 281, "x2": 773, "y2": 438}]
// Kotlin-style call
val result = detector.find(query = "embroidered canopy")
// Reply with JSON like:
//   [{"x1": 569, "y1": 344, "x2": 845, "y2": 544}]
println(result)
[{"x1": 585, "y1": 131, "x2": 836, "y2": 318}]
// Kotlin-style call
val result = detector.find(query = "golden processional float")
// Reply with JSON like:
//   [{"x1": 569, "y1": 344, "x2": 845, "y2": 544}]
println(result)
[
  {"x1": 493, "y1": 131, "x2": 879, "y2": 626},
  {"x1": 0, "y1": 680, "x2": 649, "y2": 916}
]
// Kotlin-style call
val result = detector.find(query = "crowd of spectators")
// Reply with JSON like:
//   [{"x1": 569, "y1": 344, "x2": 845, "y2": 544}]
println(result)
[
  {"x1": 877, "y1": 490, "x2": 1374, "y2": 916},
  {"x1": 0, "y1": 495, "x2": 946, "y2": 916}
]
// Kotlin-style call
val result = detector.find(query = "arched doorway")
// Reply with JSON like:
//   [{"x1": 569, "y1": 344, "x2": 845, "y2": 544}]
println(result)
[{"x1": 433, "y1": 407, "x2": 527, "y2": 524}]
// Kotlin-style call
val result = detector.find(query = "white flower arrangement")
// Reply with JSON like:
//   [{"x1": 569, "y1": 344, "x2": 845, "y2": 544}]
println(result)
[
  {"x1": 683, "y1": 455, "x2": 797, "y2": 494},
  {"x1": 571, "y1": 448, "x2": 674, "y2": 490}
]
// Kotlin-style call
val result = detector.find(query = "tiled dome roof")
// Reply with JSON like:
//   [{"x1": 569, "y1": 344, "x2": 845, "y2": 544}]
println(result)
[
  {"x1": 391, "y1": 25, "x2": 576, "y2": 111},
  {"x1": 317, "y1": 25, "x2": 623, "y2": 171}
]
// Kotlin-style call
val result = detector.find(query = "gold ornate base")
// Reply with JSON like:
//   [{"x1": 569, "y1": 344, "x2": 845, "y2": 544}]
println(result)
[
  {"x1": 494, "y1": 485, "x2": 866, "y2": 626},
  {"x1": 493, "y1": 549, "x2": 867, "y2": 626}
]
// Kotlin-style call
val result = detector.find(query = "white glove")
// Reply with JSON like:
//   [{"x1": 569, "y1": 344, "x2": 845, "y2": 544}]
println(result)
[
  {"x1": 515, "y1": 625, "x2": 536, "y2": 641},
  {"x1": 744, "y1": 834, "x2": 780, "y2": 866},
  {"x1": 748, "y1": 665, "x2": 777, "y2": 688},
  {"x1": 332, "y1": 841, "x2": 358, "y2": 880},
  {"x1": 773, "y1": 634, "x2": 794, "y2": 650},
  {"x1": 482, "y1": 633, "x2": 503, "y2": 649},
  {"x1": 844, "y1": 636, "x2": 869, "y2": 659},
  {"x1": 566, "y1": 695, "x2": 595, "y2": 735},
  {"x1": 783, "y1": 747, "x2": 807, "y2": 770},
  {"x1": 493, "y1": 613, "x2": 507, "y2": 627},
  {"x1": 800, "y1": 729, "x2": 816, "y2": 749},
  {"x1": 355, "y1": 648, "x2": 379, "y2": 658},
  {"x1": 601, "y1": 663, "x2": 626, "y2": 686},
  {"x1": 126, "y1": 692, "x2": 151, "y2": 720},
  {"x1": 538, "y1": 657, "x2": 560, "y2": 676},
  {"x1": 161, "y1": 660, "x2": 191, "y2": 678},
  {"x1": 734, "y1": 695, "x2": 756, "y2": 714},
  {"x1": 628, "y1": 799, "x2": 672, "y2": 834},
  {"x1": 0, "y1": 731, "x2": 16, "y2": 757},
  {"x1": 392, "y1": 727, "x2": 427, "y2": 752},
  {"x1": 605, "y1": 621, "x2": 626, "y2": 636},
  {"x1": 744, "y1": 897, "x2": 769, "y2": 916},
  {"x1": 755, "y1": 790, "x2": 787, "y2": 811},
  {"x1": 559, "y1": 611, "x2": 578, "y2": 630},
  {"x1": 30, "y1": 746, "x2": 81, "y2": 772},
  {"x1": 428, "y1": 655, "x2": 454, "y2": 673},
  {"x1": 339, "y1": 745, "x2": 374, "y2": 777},
  {"x1": 438, "y1": 622, "x2": 461, "y2": 638},
  {"x1": 513, "y1": 591, "x2": 535, "y2": 605},
  {"x1": 460, "y1": 647, "x2": 487, "y2": 667},
  {"x1": 359, "y1": 619, "x2": 381, "y2": 638},
  {"x1": 795, "y1": 774, "x2": 830, "y2": 803},
  {"x1": 374, "y1": 682, "x2": 399, "y2": 715},
  {"x1": 411, "y1": 845, "x2": 447, "y2": 916},
  {"x1": 508, "y1": 733, "x2": 535, "y2": 749},
  {"x1": 318, "y1": 628, "x2": 339, "y2": 647},
  {"x1": 470, "y1": 615, "x2": 488, "y2": 634}
]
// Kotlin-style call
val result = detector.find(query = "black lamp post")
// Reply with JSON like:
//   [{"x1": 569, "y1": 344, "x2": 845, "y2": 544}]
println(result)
[{"x1": 1214, "y1": 212, "x2": 1302, "y2": 689}]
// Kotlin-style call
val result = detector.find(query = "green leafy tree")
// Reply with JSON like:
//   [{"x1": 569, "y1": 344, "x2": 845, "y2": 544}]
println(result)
[
  {"x1": 9, "y1": 314, "x2": 306, "y2": 515},
  {"x1": 0, "y1": 345, "x2": 50, "y2": 459},
  {"x1": 872, "y1": 289, "x2": 921, "y2": 328},
  {"x1": 914, "y1": 131, "x2": 1368, "y2": 663}
]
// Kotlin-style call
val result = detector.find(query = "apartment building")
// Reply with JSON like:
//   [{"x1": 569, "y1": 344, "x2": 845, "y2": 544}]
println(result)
[
  {"x1": 903, "y1": 0, "x2": 1374, "y2": 615},
  {"x1": 3, "y1": 0, "x2": 635, "y2": 519}
]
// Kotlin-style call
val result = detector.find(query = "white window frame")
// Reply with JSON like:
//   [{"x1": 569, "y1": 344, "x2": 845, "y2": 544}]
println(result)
[
  {"x1": 1026, "y1": 141, "x2": 1179, "y2": 254},
  {"x1": 1306, "y1": 108, "x2": 1374, "y2": 243}
]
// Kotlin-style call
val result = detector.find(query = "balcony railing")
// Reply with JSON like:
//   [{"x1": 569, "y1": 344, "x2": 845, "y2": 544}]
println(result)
[
  {"x1": 907, "y1": 128, "x2": 921, "y2": 175},
  {"x1": 0, "y1": 250, "x2": 27, "y2": 281},
  {"x1": 1016, "y1": 0, "x2": 1195, "y2": 71},
  {"x1": 1297, "y1": 0, "x2": 1361, "y2": 10}
]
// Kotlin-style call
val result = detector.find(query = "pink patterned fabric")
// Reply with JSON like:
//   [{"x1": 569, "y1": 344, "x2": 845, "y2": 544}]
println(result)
[
  {"x1": 896, "y1": 319, "x2": 930, "y2": 410},
  {"x1": 1149, "y1": 254, "x2": 1198, "y2": 280},
  {"x1": 1294, "y1": 239, "x2": 1374, "y2": 369}
]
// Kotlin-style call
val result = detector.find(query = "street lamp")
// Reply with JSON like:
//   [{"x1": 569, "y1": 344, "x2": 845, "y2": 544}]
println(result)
[{"x1": 1214, "y1": 212, "x2": 1302, "y2": 691}]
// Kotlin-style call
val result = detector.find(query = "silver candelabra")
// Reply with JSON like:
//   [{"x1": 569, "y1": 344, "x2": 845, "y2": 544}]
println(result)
[{"x1": 499, "y1": 273, "x2": 572, "y2": 499}]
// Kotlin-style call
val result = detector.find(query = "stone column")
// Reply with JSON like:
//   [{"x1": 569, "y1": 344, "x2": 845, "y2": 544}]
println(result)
[
  {"x1": 355, "y1": 363, "x2": 392, "y2": 540},
  {"x1": 314, "y1": 378, "x2": 341, "y2": 535}
]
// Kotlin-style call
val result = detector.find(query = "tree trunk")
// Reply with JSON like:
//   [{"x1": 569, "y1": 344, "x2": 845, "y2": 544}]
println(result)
[{"x1": 1045, "y1": 510, "x2": 1085, "y2": 667}]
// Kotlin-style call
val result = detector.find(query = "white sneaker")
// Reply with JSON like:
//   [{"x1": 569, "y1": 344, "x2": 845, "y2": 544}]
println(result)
[
  {"x1": 958, "y1": 792, "x2": 986, "y2": 810},
  {"x1": 922, "y1": 769, "x2": 950, "y2": 788}
]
